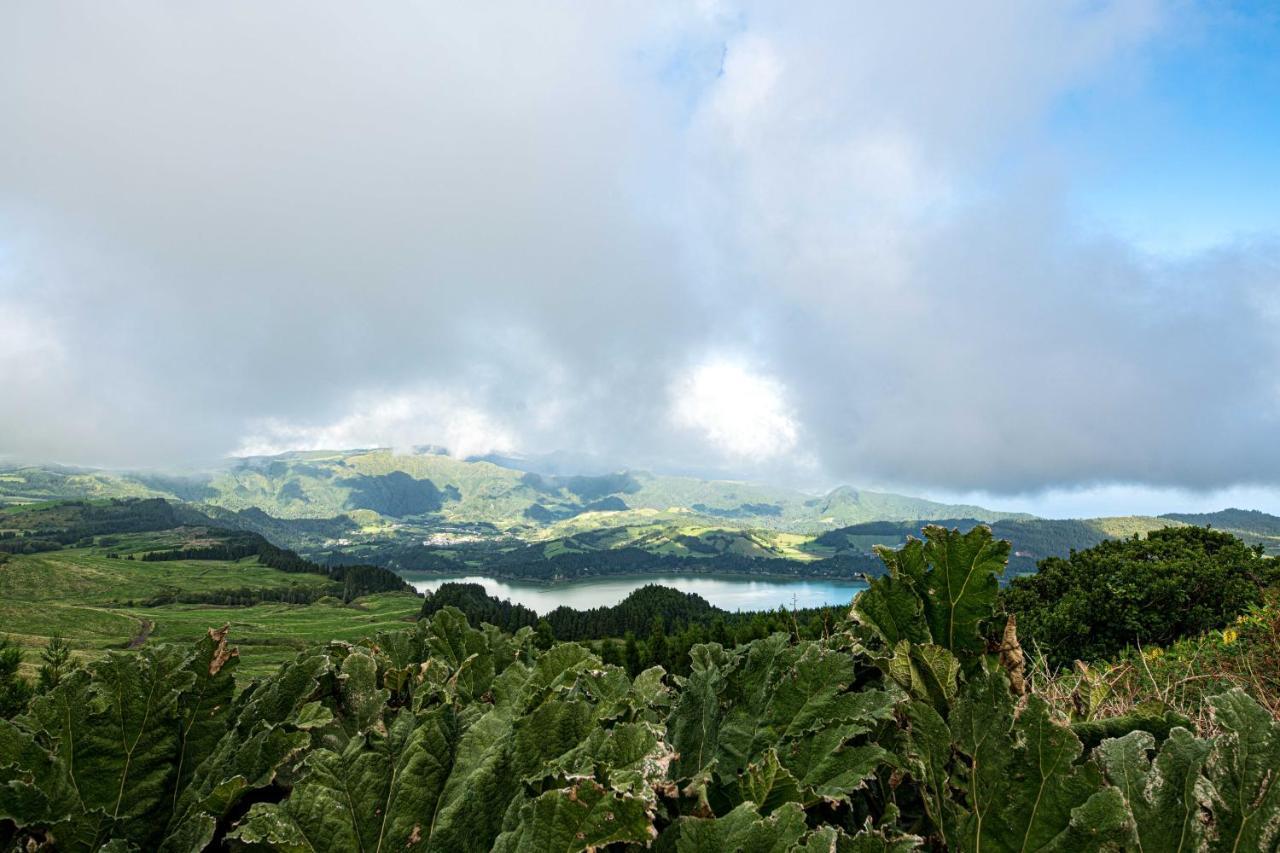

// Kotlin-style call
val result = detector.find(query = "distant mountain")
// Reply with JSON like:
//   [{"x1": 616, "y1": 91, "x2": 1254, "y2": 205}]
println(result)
[
  {"x1": 6, "y1": 453, "x2": 1278, "y2": 579},
  {"x1": 1160, "y1": 508, "x2": 1280, "y2": 552},
  {"x1": 807, "y1": 516, "x2": 1188, "y2": 575},
  {"x1": 0, "y1": 449, "x2": 1029, "y2": 533}
]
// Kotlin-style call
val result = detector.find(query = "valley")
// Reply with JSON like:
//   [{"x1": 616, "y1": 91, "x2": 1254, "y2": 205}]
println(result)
[
  {"x1": 5, "y1": 451, "x2": 1280, "y2": 686},
  {"x1": 7, "y1": 450, "x2": 1279, "y2": 589}
]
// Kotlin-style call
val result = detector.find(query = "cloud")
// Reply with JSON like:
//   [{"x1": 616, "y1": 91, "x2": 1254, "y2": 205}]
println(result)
[
  {"x1": 235, "y1": 388, "x2": 518, "y2": 461},
  {"x1": 670, "y1": 359, "x2": 798, "y2": 459},
  {"x1": 2, "y1": 1, "x2": 1279, "y2": 501}
]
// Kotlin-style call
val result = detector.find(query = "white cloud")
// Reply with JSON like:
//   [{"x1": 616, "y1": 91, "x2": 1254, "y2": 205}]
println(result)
[
  {"x1": 235, "y1": 389, "x2": 517, "y2": 461},
  {"x1": 670, "y1": 359, "x2": 798, "y2": 459},
  {"x1": 5, "y1": 1, "x2": 1280, "y2": 508}
]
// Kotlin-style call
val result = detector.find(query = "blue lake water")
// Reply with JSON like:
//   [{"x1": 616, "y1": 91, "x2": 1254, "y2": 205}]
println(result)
[{"x1": 406, "y1": 574, "x2": 866, "y2": 614}]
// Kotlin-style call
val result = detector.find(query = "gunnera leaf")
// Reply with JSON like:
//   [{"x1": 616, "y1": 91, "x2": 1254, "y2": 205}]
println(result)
[
  {"x1": 1204, "y1": 689, "x2": 1280, "y2": 852},
  {"x1": 797, "y1": 823, "x2": 924, "y2": 852},
  {"x1": 886, "y1": 641, "x2": 960, "y2": 713},
  {"x1": 1095, "y1": 728, "x2": 1212, "y2": 853},
  {"x1": 668, "y1": 800, "x2": 809, "y2": 853},
  {"x1": 668, "y1": 643, "x2": 735, "y2": 782},
  {"x1": 860, "y1": 526, "x2": 1008, "y2": 666},
  {"x1": 918, "y1": 526, "x2": 1008, "y2": 659},
  {"x1": 490, "y1": 779, "x2": 656, "y2": 853},
  {"x1": 229, "y1": 705, "x2": 469, "y2": 852},
  {"x1": 950, "y1": 671, "x2": 1114, "y2": 852}
]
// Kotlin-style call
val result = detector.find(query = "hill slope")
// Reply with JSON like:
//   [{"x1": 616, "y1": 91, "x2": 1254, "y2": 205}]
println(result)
[{"x1": 0, "y1": 449, "x2": 1029, "y2": 533}]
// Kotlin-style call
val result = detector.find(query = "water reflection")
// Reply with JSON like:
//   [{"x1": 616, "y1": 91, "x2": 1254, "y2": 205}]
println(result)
[{"x1": 406, "y1": 574, "x2": 865, "y2": 614}]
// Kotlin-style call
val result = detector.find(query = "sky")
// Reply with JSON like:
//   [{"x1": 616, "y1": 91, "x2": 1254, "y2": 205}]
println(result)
[{"x1": 2, "y1": 1, "x2": 1279, "y2": 517}]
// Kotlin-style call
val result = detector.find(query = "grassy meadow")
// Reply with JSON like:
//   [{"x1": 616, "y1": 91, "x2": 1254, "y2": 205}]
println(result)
[{"x1": 0, "y1": 536, "x2": 421, "y2": 680}]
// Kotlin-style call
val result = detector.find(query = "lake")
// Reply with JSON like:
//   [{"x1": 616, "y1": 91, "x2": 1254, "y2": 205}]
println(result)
[{"x1": 406, "y1": 574, "x2": 866, "y2": 614}]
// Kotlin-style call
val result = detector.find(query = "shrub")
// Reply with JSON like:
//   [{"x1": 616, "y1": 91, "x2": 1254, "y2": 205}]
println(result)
[{"x1": 1001, "y1": 526, "x2": 1274, "y2": 666}]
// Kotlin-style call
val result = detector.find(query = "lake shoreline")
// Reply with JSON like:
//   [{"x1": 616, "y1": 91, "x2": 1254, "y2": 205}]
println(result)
[
  {"x1": 395, "y1": 568, "x2": 873, "y2": 588},
  {"x1": 402, "y1": 572, "x2": 866, "y2": 614}
]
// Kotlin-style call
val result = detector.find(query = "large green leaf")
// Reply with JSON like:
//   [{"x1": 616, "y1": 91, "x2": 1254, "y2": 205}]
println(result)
[
  {"x1": 797, "y1": 824, "x2": 924, "y2": 852},
  {"x1": 4, "y1": 636, "x2": 241, "y2": 852},
  {"x1": 947, "y1": 669, "x2": 1015, "y2": 846},
  {"x1": 162, "y1": 650, "x2": 335, "y2": 851},
  {"x1": 901, "y1": 699, "x2": 963, "y2": 848},
  {"x1": 424, "y1": 607, "x2": 498, "y2": 703},
  {"x1": 949, "y1": 671, "x2": 1118, "y2": 852},
  {"x1": 170, "y1": 627, "x2": 239, "y2": 804},
  {"x1": 779, "y1": 722, "x2": 887, "y2": 803},
  {"x1": 229, "y1": 706, "x2": 465, "y2": 852},
  {"x1": 669, "y1": 643, "x2": 735, "y2": 782},
  {"x1": 542, "y1": 721, "x2": 675, "y2": 804},
  {"x1": 490, "y1": 779, "x2": 655, "y2": 852},
  {"x1": 733, "y1": 749, "x2": 804, "y2": 816},
  {"x1": 859, "y1": 526, "x2": 1008, "y2": 673},
  {"x1": 919, "y1": 525, "x2": 1008, "y2": 658},
  {"x1": 859, "y1": 542, "x2": 931, "y2": 648},
  {"x1": 989, "y1": 697, "x2": 1114, "y2": 851},
  {"x1": 886, "y1": 641, "x2": 960, "y2": 712},
  {"x1": 1095, "y1": 728, "x2": 1211, "y2": 852},
  {"x1": 1204, "y1": 689, "x2": 1280, "y2": 852},
  {"x1": 671, "y1": 801, "x2": 809, "y2": 853},
  {"x1": 670, "y1": 635, "x2": 894, "y2": 804}
]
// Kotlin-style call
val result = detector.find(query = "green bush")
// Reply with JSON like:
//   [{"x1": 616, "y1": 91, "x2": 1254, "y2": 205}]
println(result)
[{"x1": 1001, "y1": 526, "x2": 1274, "y2": 666}]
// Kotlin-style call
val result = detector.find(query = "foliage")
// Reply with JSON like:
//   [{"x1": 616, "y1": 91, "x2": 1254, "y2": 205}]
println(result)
[
  {"x1": 35, "y1": 637, "x2": 76, "y2": 694},
  {"x1": 1030, "y1": 590, "x2": 1280, "y2": 733},
  {"x1": 1001, "y1": 526, "x2": 1276, "y2": 666},
  {"x1": 3, "y1": 524, "x2": 1280, "y2": 851},
  {"x1": 0, "y1": 639, "x2": 33, "y2": 720},
  {"x1": 420, "y1": 582, "x2": 847, "y2": 675}
]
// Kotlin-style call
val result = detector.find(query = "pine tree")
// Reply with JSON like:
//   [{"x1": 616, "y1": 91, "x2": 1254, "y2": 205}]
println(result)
[
  {"x1": 534, "y1": 618, "x2": 556, "y2": 651},
  {"x1": 623, "y1": 631, "x2": 642, "y2": 676},
  {"x1": 37, "y1": 636, "x2": 75, "y2": 692},
  {"x1": 0, "y1": 637, "x2": 33, "y2": 719}
]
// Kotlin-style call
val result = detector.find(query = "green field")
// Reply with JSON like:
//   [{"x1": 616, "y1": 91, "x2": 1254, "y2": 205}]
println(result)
[{"x1": 0, "y1": 537, "x2": 421, "y2": 680}]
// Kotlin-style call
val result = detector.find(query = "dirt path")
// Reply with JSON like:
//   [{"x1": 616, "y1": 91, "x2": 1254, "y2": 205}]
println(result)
[{"x1": 127, "y1": 618, "x2": 154, "y2": 649}]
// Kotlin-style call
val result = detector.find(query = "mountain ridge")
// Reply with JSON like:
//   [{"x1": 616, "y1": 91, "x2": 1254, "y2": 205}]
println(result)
[{"x1": 0, "y1": 448, "x2": 1030, "y2": 531}]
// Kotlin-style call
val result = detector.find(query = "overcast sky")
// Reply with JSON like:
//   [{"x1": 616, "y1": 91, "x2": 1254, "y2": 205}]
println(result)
[{"x1": 3, "y1": 2, "x2": 1279, "y2": 516}]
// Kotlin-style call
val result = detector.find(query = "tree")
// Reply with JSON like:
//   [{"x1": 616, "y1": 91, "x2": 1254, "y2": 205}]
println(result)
[
  {"x1": 1001, "y1": 526, "x2": 1276, "y2": 665},
  {"x1": 0, "y1": 636, "x2": 33, "y2": 718},
  {"x1": 646, "y1": 617, "x2": 669, "y2": 671},
  {"x1": 534, "y1": 618, "x2": 555, "y2": 651},
  {"x1": 37, "y1": 635, "x2": 76, "y2": 692},
  {"x1": 599, "y1": 638, "x2": 623, "y2": 667},
  {"x1": 623, "y1": 631, "x2": 642, "y2": 676},
  {"x1": 709, "y1": 616, "x2": 730, "y2": 647}
]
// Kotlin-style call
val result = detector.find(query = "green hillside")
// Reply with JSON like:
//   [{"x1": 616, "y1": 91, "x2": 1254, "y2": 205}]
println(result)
[
  {"x1": 1161, "y1": 508, "x2": 1280, "y2": 552},
  {"x1": 0, "y1": 449, "x2": 1029, "y2": 535},
  {"x1": 7, "y1": 456, "x2": 1280, "y2": 585},
  {"x1": 799, "y1": 514, "x2": 1210, "y2": 574},
  {"x1": 0, "y1": 500, "x2": 421, "y2": 679}
]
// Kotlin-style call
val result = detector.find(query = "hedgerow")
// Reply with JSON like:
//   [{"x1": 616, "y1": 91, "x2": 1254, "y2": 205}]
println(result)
[{"x1": 2, "y1": 525, "x2": 1278, "y2": 851}]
